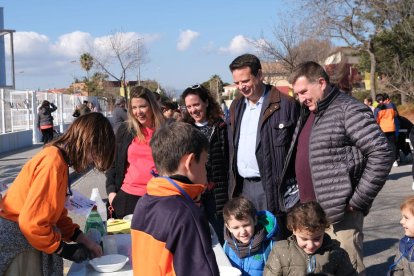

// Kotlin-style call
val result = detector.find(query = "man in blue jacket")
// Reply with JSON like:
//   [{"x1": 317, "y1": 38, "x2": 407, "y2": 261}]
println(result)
[{"x1": 228, "y1": 53, "x2": 299, "y2": 239}]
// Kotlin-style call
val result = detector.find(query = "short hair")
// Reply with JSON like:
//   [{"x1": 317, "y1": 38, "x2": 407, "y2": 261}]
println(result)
[
  {"x1": 287, "y1": 201, "x2": 329, "y2": 232},
  {"x1": 180, "y1": 85, "x2": 223, "y2": 124},
  {"x1": 50, "y1": 113, "x2": 115, "y2": 173},
  {"x1": 289, "y1": 61, "x2": 330, "y2": 85},
  {"x1": 83, "y1": 100, "x2": 89, "y2": 104},
  {"x1": 365, "y1": 98, "x2": 373, "y2": 104},
  {"x1": 376, "y1": 93, "x2": 384, "y2": 102},
  {"x1": 40, "y1": 100, "x2": 50, "y2": 108},
  {"x1": 161, "y1": 101, "x2": 178, "y2": 111},
  {"x1": 127, "y1": 86, "x2": 165, "y2": 141},
  {"x1": 223, "y1": 197, "x2": 257, "y2": 223},
  {"x1": 150, "y1": 121, "x2": 209, "y2": 175},
  {"x1": 401, "y1": 196, "x2": 414, "y2": 215},
  {"x1": 229, "y1": 54, "x2": 262, "y2": 76}
]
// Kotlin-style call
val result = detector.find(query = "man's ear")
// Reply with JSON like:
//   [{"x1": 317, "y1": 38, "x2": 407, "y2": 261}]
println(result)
[{"x1": 318, "y1": 77, "x2": 327, "y2": 91}]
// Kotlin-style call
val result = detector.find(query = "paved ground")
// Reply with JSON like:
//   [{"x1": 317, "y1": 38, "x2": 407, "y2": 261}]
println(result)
[{"x1": 1, "y1": 145, "x2": 413, "y2": 275}]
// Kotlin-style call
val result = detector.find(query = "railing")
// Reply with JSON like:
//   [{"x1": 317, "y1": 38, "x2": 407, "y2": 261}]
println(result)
[{"x1": 0, "y1": 88, "x2": 112, "y2": 140}]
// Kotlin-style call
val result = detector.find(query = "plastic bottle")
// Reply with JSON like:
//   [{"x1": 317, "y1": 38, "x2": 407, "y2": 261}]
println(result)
[
  {"x1": 84, "y1": 206, "x2": 106, "y2": 238},
  {"x1": 90, "y1": 188, "x2": 107, "y2": 224}
]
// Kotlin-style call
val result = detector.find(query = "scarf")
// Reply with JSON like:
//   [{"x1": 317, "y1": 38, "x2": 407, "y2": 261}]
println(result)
[{"x1": 224, "y1": 225, "x2": 267, "y2": 258}]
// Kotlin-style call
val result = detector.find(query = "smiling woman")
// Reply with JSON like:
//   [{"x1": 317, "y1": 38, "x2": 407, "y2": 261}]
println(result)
[{"x1": 105, "y1": 86, "x2": 165, "y2": 219}]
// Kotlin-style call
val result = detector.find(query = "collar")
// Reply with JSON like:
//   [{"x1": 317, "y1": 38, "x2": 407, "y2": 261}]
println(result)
[
  {"x1": 243, "y1": 85, "x2": 267, "y2": 107},
  {"x1": 146, "y1": 176, "x2": 205, "y2": 200},
  {"x1": 314, "y1": 85, "x2": 340, "y2": 114},
  {"x1": 195, "y1": 121, "x2": 209, "y2": 127}
]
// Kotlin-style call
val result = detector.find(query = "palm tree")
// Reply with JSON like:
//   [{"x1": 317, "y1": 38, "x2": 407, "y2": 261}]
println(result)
[{"x1": 80, "y1": 53, "x2": 94, "y2": 79}]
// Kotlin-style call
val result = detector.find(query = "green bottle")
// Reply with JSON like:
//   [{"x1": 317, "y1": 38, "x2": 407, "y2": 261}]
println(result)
[{"x1": 84, "y1": 206, "x2": 106, "y2": 240}]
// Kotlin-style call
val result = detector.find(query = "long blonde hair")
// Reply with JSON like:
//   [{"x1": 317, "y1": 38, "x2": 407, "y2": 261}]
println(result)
[{"x1": 127, "y1": 86, "x2": 165, "y2": 141}]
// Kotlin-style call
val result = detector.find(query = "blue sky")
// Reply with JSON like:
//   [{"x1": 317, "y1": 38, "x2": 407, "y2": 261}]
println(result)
[{"x1": 1, "y1": 0, "x2": 292, "y2": 93}]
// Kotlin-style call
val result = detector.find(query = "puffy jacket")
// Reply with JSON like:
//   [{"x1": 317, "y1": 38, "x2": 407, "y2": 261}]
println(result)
[
  {"x1": 280, "y1": 86, "x2": 394, "y2": 223},
  {"x1": 223, "y1": 210, "x2": 277, "y2": 276},
  {"x1": 205, "y1": 118, "x2": 229, "y2": 214},
  {"x1": 264, "y1": 234, "x2": 357, "y2": 275},
  {"x1": 228, "y1": 85, "x2": 299, "y2": 214}
]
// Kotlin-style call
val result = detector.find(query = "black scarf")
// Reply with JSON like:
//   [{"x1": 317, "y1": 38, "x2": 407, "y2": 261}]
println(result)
[{"x1": 224, "y1": 225, "x2": 267, "y2": 258}]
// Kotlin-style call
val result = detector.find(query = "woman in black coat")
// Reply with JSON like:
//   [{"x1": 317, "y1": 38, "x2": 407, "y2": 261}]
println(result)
[{"x1": 181, "y1": 84, "x2": 229, "y2": 244}]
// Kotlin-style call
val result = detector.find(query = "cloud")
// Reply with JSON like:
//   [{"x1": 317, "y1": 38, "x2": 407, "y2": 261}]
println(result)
[
  {"x1": 219, "y1": 35, "x2": 256, "y2": 55},
  {"x1": 177, "y1": 29, "x2": 199, "y2": 51}
]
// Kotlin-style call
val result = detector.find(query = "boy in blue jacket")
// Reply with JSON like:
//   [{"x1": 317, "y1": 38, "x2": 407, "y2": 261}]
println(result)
[{"x1": 223, "y1": 197, "x2": 277, "y2": 276}]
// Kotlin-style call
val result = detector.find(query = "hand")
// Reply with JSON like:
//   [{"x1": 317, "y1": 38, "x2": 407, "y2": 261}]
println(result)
[
  {"x1": 108, "y1": 192, "x2": 117, "y2": 206},
  {"x1": 346, "y1": 205, "x2": 354, "y2": 212},
  {"x1": 58, "y1": 242, "x2": 89, "y2": 263},
  {"x1": 75, "y1": 232, "x2": 103, "y2": 259}
]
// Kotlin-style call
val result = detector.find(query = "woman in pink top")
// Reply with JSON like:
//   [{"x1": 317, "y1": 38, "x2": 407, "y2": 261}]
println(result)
[{"x1": 105, "y1": 86, "x2": 165, "y2": 218}]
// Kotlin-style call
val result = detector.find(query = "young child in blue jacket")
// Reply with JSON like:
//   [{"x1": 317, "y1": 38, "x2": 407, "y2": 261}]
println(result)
[{"x1": 223, "y1": 197, "x2": 277, "y2": 276}]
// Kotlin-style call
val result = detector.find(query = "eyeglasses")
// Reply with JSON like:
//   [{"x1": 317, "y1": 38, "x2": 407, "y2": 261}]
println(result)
[{"x1": 188, "y1": 84, "x2": 201, "y2": 89}]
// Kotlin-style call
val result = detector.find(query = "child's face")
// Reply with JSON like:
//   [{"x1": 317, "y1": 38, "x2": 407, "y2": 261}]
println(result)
[
  {"x1": 187, "y1": 150, "x2": 208, "y2": 184},
  {"x1": 293, "y1": 228, "x2": 324, "y2": 255},
  {"x1": 225, "y1": 215, "x2": 256, "y2": 244},
  {"x1": 400, "y1": 208, "x2": 414, "y2": 237}
]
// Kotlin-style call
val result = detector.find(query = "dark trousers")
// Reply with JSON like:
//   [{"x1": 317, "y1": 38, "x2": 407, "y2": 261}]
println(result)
[
  {"x1": 41, "y1": 127, "x2": 54, "y2": 144},
  {"x1": 384, "y1": 132, "x2": 398, "y2": 161},
  {"x1": 110, "y1": 189, "x2": 141, "y2": 219}
]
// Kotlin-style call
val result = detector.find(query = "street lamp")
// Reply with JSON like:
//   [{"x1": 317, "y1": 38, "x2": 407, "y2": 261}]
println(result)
[{"x1": 137, "y1": 38, "x2": 144, "y2": 86}]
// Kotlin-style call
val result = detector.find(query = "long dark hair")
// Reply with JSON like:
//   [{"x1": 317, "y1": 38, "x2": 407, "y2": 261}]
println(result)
[{"x1": 181, "y1": 85, "x2": 223, "y2": 125}]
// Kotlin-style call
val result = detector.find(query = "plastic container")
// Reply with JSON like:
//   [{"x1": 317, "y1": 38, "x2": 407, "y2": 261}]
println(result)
[
  {"x1": 84, "y1": 207, "x2": 106, "y2": 238},
  {"x1": 90, "y1": 188, "x2": 107, "y2": 224}
]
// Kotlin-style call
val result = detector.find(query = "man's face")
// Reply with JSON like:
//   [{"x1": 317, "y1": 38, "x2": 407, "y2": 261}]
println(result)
[
  {"x1": 293, "y1": 76, "x2": 326, "y2": 112},
  {"x1": 232, "y1": 66, "x2": 263, "y2": 104}
]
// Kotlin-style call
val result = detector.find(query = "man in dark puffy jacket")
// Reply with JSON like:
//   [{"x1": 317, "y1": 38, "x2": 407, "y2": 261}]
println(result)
[
  {"x1": 228, "y1": 54, "x2": 299, "y2": 239},
  {"x1": 283, "y1": 61, "x2": 394, "y2": 275}
]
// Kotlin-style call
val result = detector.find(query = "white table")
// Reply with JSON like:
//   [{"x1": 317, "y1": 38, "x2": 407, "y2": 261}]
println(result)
[{"x1": 68, "y1": 229, "x2": 232, "y2": 275}]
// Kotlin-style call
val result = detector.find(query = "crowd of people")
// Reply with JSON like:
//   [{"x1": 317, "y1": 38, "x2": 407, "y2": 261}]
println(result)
[{"x1": 1, "y1": 52, "x2": 412, "y2": 275}]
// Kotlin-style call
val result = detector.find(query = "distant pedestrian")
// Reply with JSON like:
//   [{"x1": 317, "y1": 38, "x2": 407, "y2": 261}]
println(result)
[
  {"x1": 112, "y1": 96, "x2": 128, "y2": 134},
  {"x1": 72, "y1": 100, "x2": 91, "y2": 117},
  {"x1": 223, "y1": 197, "x2": 277, "y2": 276},
  {"x1": 0, "y1": 113, "x2": 115, "y2": 275},
  {"x1": 181, "y1": 84, "x2": 229, "y2": 244},
  {"x1": 37, "y1": 100, "x2": 57, "y2": 144},
  {"x1": 264, "y1": 201, "x2": 357, "y2": 275},
  {"x1": 388, "y1": 196, "x2": 414, "y2": 274},
  {"x1": 364, "y1": 97, "x2": 375, "y2": 113}
]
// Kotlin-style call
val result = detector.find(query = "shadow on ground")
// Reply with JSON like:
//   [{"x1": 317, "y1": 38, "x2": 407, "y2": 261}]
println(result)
[
  {"x1": 366, "y1": 256, "x2": 395, "y2": 276},
  {"x1": 364, "y1": 238, "x2": 399, "y2": 258}
]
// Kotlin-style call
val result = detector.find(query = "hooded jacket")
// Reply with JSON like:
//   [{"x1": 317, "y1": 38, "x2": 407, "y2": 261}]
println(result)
[
  {"x1": 131, "y1": 176, "x2": 219, "y2": 276},
  {"x1": 264, "y1": 234, "x2": 357, "y2": 276},
  {"x1": 223, "y1": 210, "x2": 277, "y2": 276}
]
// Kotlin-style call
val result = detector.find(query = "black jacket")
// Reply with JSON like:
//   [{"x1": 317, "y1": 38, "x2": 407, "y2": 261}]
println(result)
[
  {"x1": 204, "y1": 118, "x2": 229, "y2": 214},
  {"x1": 280, "y1": 86, "x2": 394, "y2": 223},
  {"x1": 105, "y1": 122, "x2": 136, "y2": 195},
  {"x1": 228, "y1": 85, "x2": 299, "y2": 214},
  {"x1": 37, "y1": 103, "x2": 57, "y2": 128}
]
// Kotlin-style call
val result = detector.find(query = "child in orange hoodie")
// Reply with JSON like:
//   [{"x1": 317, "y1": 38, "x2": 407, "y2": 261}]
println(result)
[{"x1": 131, "y1": 121, "x2": 220, "y2": 275}]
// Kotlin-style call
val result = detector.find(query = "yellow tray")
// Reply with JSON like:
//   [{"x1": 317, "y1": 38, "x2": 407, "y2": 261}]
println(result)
[{"x1": 106, "y1": 219, "x2": 131, "y2": 234}]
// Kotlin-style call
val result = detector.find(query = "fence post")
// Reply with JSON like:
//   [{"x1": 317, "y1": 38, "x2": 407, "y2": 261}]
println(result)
[
  {"x1": 31, "y1": 90, "x2": 39, "y2": 143},
  {"x1": 1, "y1": 88, "x2": 5, "y2": 134},
  {"x1": 58, "y1": 93, "x2": 64, "y2": 133}
]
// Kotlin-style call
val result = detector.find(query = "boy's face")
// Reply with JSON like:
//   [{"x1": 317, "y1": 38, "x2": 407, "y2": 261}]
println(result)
[
  {"x1": 225, "y1": 215, "x2": 256, "y2": 244},
  {"x1": 187, "y1": 150, "x2": 208, "y2": 184},
  {"x1": 293, "y1": 228, "x2": 324, "y2": 255},
  {"x1": 400, "y1": 208, "x2": 414, "y2": 237}
]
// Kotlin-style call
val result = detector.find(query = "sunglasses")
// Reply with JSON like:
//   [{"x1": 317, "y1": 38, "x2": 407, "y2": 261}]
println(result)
[{"x1": 188, "y1": 84, "x2": 201, "y2": 89}]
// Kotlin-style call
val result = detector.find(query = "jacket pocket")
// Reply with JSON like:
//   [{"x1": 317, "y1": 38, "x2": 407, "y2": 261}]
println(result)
[{"x1": 272, "y1": 120, "x2": 295, "y2": 146}]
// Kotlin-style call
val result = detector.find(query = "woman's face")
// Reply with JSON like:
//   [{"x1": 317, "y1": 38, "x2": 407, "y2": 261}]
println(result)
[
  {"x1": 184, "y1": 94, "x2": 208, "y2": 123},
  {"x1": 131, "y1": 97, "x2": 154, "y2": 128}
]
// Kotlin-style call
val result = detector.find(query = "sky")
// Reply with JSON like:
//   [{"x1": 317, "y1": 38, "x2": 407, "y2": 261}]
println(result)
[{"x1": 1, "y1": 0, "x2": 292, "y2": 94}]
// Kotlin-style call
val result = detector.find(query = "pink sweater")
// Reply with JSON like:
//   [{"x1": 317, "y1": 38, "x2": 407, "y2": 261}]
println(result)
[{"x1": 121, "y1": 128, "x2": 156, "y2": 196}]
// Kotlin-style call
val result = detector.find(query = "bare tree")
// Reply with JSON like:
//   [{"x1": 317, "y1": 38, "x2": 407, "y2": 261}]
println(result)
[
  {"x1": 296, "y1": 0, "x2": 410, "y2": 100},
  {"x1": 254, "y1": 13, "x2": 334, "y2": 74},
  {"x1": 90, "y1": 31, "x2": 149, "y2": 102}
]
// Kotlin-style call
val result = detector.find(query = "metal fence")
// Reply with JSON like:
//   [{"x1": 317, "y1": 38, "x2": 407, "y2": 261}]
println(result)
[{"x1": 0, "y1": 88, "x2": 112, "y2": 134}]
